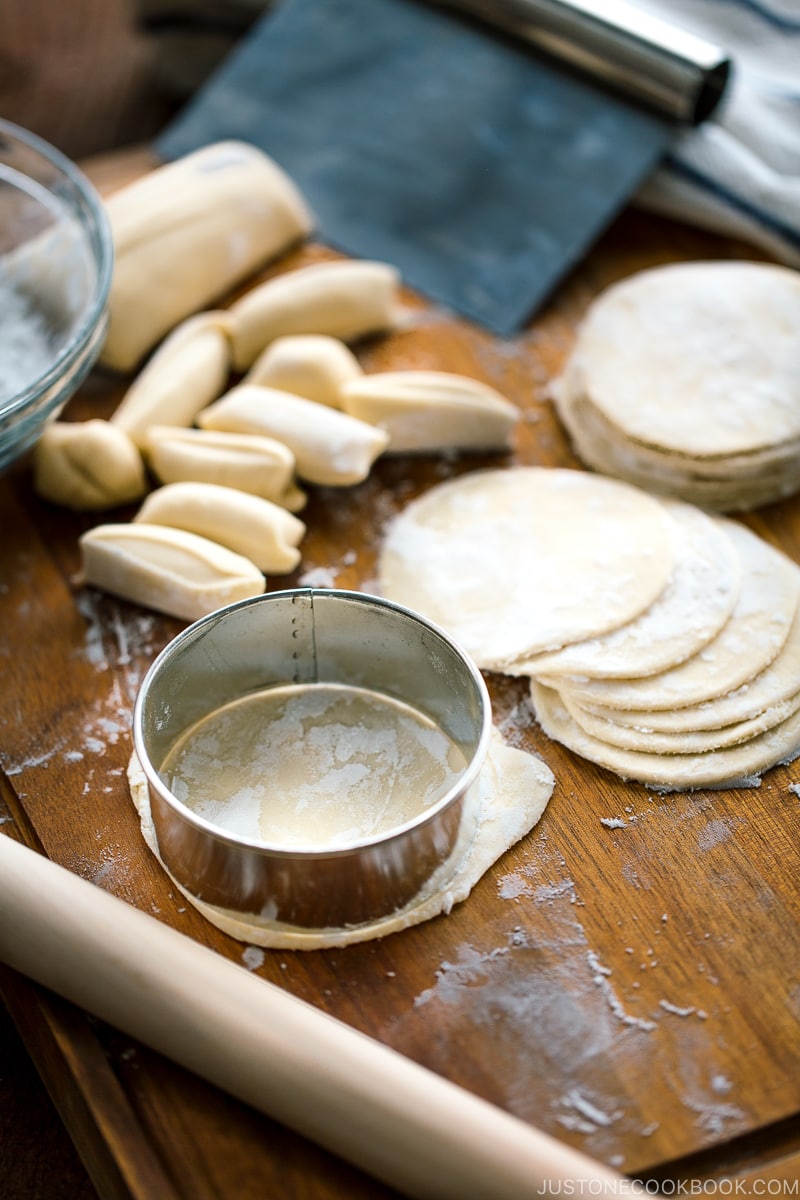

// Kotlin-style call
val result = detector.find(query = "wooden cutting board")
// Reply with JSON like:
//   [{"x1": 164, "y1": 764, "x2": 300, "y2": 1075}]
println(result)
[{"x1": 2, "y1": 148, "x2": 800, "y2": 1199}]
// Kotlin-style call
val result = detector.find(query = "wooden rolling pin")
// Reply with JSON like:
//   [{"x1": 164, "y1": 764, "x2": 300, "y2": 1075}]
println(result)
[{"x1": 0, "y1": 833, "x2": 629, "y2": 1200}]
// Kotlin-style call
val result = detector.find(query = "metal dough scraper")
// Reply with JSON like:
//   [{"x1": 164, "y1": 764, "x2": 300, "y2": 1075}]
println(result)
[{"x1": 156, "y1": 0, "x2": 730, "y2": 336}]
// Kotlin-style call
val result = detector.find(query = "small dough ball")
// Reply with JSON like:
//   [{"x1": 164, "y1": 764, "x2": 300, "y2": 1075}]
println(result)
[
  {"x1": 198, "y1": 385, "x2": 389, "y2": 487},
  {"x1": 79, "y1": 523, "x2": 266, "y2": 622},
  {"x1": 244, "y1": 335, "x2": 363, "y2": 408},
  {"x1": 33, "y1": 419, "x2": 147, "y2": 511},
  {"x1": 110, "y1": 310, "x2": 232, "y2": 449},
  {"x1": 229, "y1": 260, "x2": 400, "y2": 370},
  {"x1": 134, "y1": 481, "x2": 306, "y2": 573}
]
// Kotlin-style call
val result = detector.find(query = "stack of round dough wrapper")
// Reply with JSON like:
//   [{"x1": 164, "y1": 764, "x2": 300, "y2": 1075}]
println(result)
[
  {"x1": 554, "y1": 261, "x2": 800, "y2": 512},
  {"x1": 377, "y1": 467, "x2": 800, "y2": 790}
]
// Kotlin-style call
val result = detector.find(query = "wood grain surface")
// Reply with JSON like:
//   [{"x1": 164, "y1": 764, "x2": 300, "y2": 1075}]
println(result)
[{"x1": 1, "y1": 148, "x2": 800, "y2": 1199}]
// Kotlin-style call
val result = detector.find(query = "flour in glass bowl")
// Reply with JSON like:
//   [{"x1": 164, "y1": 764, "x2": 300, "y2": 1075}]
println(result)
[{"x1": 0, "y1": 274, "x2": 55, "y2": 404}]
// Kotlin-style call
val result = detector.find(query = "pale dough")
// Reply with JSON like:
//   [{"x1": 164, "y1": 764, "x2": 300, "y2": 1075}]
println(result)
[
  {"x1": 79, "y1": 523, "x2": 265, "y2": 622},
  {"x1": 584, "y1": 606, "x2": 800, "y2": 734},
  {"x1": 128, "y1": 729, "x2": 555, "y2": 949},
  {"x1": 143, "y1": 425, "x2": 307, "y2": 512},
  {"x1": 102, "y1": 141, "x2": 313, "y2": 372},
  {"x1": 556, "y1": 384, "x2": 800, "y2": 513},
  {"x1": 243, "y1": 334, "x2": 363, "y2": 408},
  {"x1": 134, "y1": 481, "x2": 306, "y2": 574},
  {"x1": 566, "y1": 262, "x2": 800, "y2": 458},
  {"x1": 228, "y1": 260, "x2": 400, "y2": 371},
  {"x1": 339, "y1": 371, "x2": 519, "y2": 454},
  {"x1": 558, "y1": 372, "x2": 800, "y2": 480},
  {"x1": 531, "y1": 681, "x2": 800, "y2": 790},
  {"x1": 33, "y1": 419, "x2": 147, "y2": 511},
  {"x1": 198, "y1": 384, "x2": 389, "y2": 487},
  {"x1": 509, "y1": 500, "x2": 740, "y2": 679},
  {"x1": 561, "y1": 688, "x2": 800, "y2": 755},
  {"x1": 110, "y1": 311, "x2": 232, "y2": 449},
  {"x1": 377, "y1": 468, "x2": 678, "y2": 671},
  {"x1": 159, "y1": 683, "x2": 469, "y2": 849},
  {"x1": 555, "y1": 521, "x2": 800, "y2": 712}
]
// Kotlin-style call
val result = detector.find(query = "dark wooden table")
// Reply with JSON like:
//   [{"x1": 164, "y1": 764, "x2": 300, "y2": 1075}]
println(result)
[{"x1": 2, "y1": 148, "x2": 800, "y2": 1199}]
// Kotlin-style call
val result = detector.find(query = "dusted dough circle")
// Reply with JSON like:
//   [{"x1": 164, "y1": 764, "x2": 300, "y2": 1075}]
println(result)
[
  {"x1": 128, "y1": 732, "x2": 554, "y2": 949},
  {"x1": 585, "y1": 607, "x2": 800, "y2": 734},
  {"x1": 510, "y1": 501, "x2": 740, "y2": 680},
  {"x1": 570, "y1": 262, "x2": 800, "y2": 459},
  {"x1": 531, "y1": 681, "x2": 800, "y2": 790},
  {"x1": 378, "y1": 468, "x2": 677, "y2": 670},
  {"x1": 561, "y1": 688, "x2": 800, "y2": 755},
  {"x1": 556, "y1": 386, "x2": 800, "y2": 513},
  {"x1": 557, "y1": 521, "x2": 799, "y2": 712}
]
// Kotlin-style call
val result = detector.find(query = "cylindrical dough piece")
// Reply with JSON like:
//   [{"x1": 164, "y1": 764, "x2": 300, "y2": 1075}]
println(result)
[
  {"x1": 111, "y1": 311, "x2": 232, "y2": 448},
  {"x1": 78, "y1": 523, "x2": 266, "y2": 622},
  {"x1": 229, "y1": 260, "x2": 400, "y2": 370},
  {"x1": 564, "y1": 262, "x2": 800, "y2": 459},
  {"x1": 197, "y1": 385, "x2": 389, "y2": 487},
  {"x1": 377, "y1": 468, "x2": 678, "y2": 671},
  {"x1": 143, "y1": 425, "x2": 307, "y2": 512},
  {"x1": 101, "y1": 141, "x2": 313, "y2": 371},
  {"x1": 510, "y1": 501, "x2": 740, "y2": 679},
  {"x1": 556, "y1": 521, "x2": 800, "y2": 712},
  {"x1": 33, "y1": 419, "x2": 147, "y2": 511},
  {"x1": 340, "y1": 371, "x2": 519, "y2": 454},
  {"x1": 244, "y1": 335, "x2": 363, "y2": 408},
  {"x1": 134, "y1": 482, "x2": 306, "y2": 573}
]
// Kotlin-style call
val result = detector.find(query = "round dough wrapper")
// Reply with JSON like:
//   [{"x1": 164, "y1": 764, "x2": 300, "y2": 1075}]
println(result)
[
  {"x1": 531, "y1": 681, "x2": 800, "y2": 790},
  {"x1": 510, "y1": 500, "x2": 740, "y2": 679},
  {"x1": 378, "y1": 467, "x2": 678, "y2": 671},
  {"x1": 562, "y1": 688, "x2": 800, "y2": 755},
  {"x1": 556, "y1": 363, "x2": 800, "y2": 481},
  {"x1": 569, "y1": 262, "x2": 800, "y2": 459},
  {"x1": 128, "y1": 730, "x2": 555, "y2": 949},
  {"x1": 584, "y1": 607, "x2": 800, "y2": 734},
  {"x1": 555, "y1": 384, "x2": 800, "y2": 513},
  {"x1": 556, "y1": 521, "x2": 800, "y2": 712}
]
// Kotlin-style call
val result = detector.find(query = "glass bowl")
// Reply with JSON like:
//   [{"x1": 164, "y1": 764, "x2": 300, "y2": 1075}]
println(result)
[{"x1": 0, "y1": 119, "x2": 113, "y2": 472}]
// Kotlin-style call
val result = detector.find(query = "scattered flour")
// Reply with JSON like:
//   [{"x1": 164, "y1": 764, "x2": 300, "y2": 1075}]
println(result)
[
  {"x1": 587, "y1": 951, "x2": 656, "y2": 1033},
  {"x1": 696, "y1": 817, "x2": 743, "y2": 852},
  {"x1": 555, "y1": 1088, "x2": 622, "y2": 1135},
  {"x1": 298, "y1": 564, "x2": 339, "y2": 588},
  {"x1": 659, "y1": 1000, "x2": 697, "y2": 1018},
  {"x1": 242, "y1": 946, "x2": 266, "y2": 971},
  {"x1": 496, "y1": 699, "x2": 538, "y2": 747}
]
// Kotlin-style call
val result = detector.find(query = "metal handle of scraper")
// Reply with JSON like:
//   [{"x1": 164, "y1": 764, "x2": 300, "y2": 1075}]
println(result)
[{"x1": 432, "y1": 0, "x2": 731, "y2": 124}]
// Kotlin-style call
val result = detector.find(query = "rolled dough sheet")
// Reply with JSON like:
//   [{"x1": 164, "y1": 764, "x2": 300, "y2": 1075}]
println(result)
[
  {"x1": 509, "y1": 500, "x2": 740, "y2": 680},
  {"x1": 584, "y1": 606, "x2": 800, "y2": 733},
  {"x1": 555, "y1": 522, "x2": 800, "y2": 712},
  {"x1": 128, "y1": 729, "x2": 555, "y2": 949},
  {"x1": 562, "y1": 688, "x2": 800, "y2": 755},
  {"x1": 567, "y1": 261, "x2": 800, "y2": 458},
  {"x1": 555, "y1": 388, "x2": 800, "y2": 513},
  {"x1": 378, "y1": 467, "x2": 678, "y2": 671},
  {"x1": 555, "y1": 355, "x2": 800, "y2": 480},
  {"x1": 531, "y1": 681, "x2": 800, "y2": 791}
]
